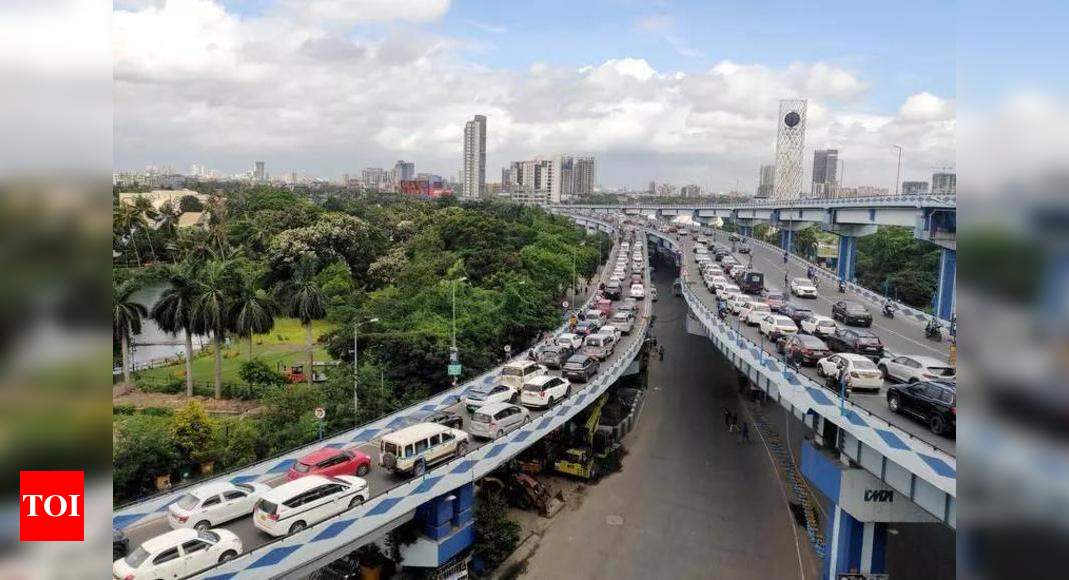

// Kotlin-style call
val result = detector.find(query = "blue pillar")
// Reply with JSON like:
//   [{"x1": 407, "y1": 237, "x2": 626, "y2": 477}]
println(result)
[
  {"x1": 823, "y1": 506, "x2": 888, "y2": 579},
  {"x1": 837, "y1": 236, "x2": 857, "y2": 282},
  {"x1": 780, "y1": 229, "x2": 793, "y2": 253},
  {"x1": 935, "y1": 247, "x2": 956, "y2": 319}
]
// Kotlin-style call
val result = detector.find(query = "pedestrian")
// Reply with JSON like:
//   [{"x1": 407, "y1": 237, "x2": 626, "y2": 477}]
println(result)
[
  {"x1": 741, "y1": 421, "x2": 750, "y2": 444},
  {"x1": 658, "y1": 345, "x2": 665, "y2": 361},
  {"x1": 723, "y1": 407, "x2": 731, "y2": 428}
]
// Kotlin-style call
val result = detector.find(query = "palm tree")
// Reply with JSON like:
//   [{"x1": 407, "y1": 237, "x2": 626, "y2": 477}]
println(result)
[
  {"x1": 150, "y1": 260, "x2": 199, "y2": 396},
  {"x1": 133, "y1": 196, "x2": 160, "y2": 263},
  {"x1": 192, "y1": 260, "x2": 240, "y2": 399},
  {"x1": 113, "y1": 203, "x2": 145, "y2": 267},
  {"x1": 277, "y1": 258, "x2": 326, "y2": 387},
  {"x1": 232, "y1": 274, "x2": 278, "y2": 359},
  {"x1": 113, "y1": 279, "x2": 148, "y2": 386}
]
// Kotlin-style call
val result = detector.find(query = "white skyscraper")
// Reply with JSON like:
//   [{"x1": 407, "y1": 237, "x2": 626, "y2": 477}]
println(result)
[
  {"x1": 462, "y1": 115, "x2": 487, "y2": 198},
  {"x1": 773, "y1": 99, "x2": 807, "y2": 200}
]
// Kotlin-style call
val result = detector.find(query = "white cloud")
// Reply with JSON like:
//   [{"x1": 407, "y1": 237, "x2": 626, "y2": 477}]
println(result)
[
  {"x1": 282, "y1": 0, "x2": 450, "y2": 25},
  {"x1": 899, "y1": 92, "x2": 954, "y2": 122},
  {"x1": 635, "y1": 14, "x2": 672, "y2": 33}
]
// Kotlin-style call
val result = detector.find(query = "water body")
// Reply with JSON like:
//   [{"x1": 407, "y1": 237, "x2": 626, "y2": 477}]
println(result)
[{"x1": 128, "y1": 283, "x2": 209, "y2": 366}]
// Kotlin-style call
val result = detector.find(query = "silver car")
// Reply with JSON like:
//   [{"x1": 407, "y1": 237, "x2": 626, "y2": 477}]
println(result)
[{"x1": 468, "y1": 402, "x2": 530, "y2": 440}]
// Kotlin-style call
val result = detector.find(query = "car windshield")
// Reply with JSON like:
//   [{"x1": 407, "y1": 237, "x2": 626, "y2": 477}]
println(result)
[
  {"x1": 502, "y1": 367, "x2": 524, "y2": 377},
  {"x1": 774, "y1": 316, "x2": 793, "y2": 325},
  {"x1": 199, "y1": 530, "x2": 220, "y2": 542},
  {"x1": 798, "y1": 336, "x2": 825, "y2": 347},
  {"x1": 818, "y1": 319, "x2": 835, "y2": 327},
  {"x1": 125, "y1": 546, "x2": 151, "y2": 568},
  {"x1": 523, "y1": 382, "x2": 547, "y2": 392},
  {"x1": 853, "y1": 359, "x2": 877, "y2": 370},
  {"x1": 236, "y1": 483, "x2": 254, "y2": 493},
  {"x1": 176, "y1": 493, "x2": 199, "y2": 510},
  {"x1": 472, "y1": 412, "x2": 492, "y2": 423},
  {"x1": 766, "y1": 293, "x2": 784, "y2": 300},
  {"x1": 845, "y1": 303, "x2": 867, "y2": 312},
  {"x1": 256, "y1": 499, "x2": 278, "y2": 516},
  {"x1": 293, "y1": 462, "x2": 311, "y2": 473},
  {"x1": 794, "y1": 278, "x2": 811, "y2": 285},
  {"x1": 929, "y1": 366, "x2": 956, "y2": 376}
]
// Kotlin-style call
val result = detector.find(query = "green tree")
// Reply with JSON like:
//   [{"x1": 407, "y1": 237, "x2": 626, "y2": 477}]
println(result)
[
  {"x1": 113, "y1": 416, "x2": 178, "y2": 502},
  {"x1": 113, "y1": 279, "x2": 148, "y2": 386},
  {"x1": 231, "y1": 272, "x2": 278, "y2": 359},
  {"x1": 277, "y1": 258, "x2": 327, "y2": 387},
  {"x1": 473, "y1": 492, "x2": 521, "y2": 569},
  {"x1": 171, "y1": 401, "x2": 216, "y2": 465},
  {"x1": 179, "y1": 194, "x2": 205, "y2": 213},
  {"x1": 192, "y1": 259, "x2": 241, "y2": 399},
  {"x1": 856, "y1": 226, "x2": 941, "y2": 308},
  {"x1": 151, "y1": 260, "x2": 200, "y2": 396},
  {"x1": 218, "y1": 418, "x2": 259, "y2": 468}
]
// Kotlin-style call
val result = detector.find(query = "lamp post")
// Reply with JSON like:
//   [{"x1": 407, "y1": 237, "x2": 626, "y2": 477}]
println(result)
[
  {"x1": 892, "y1": 145, "x2": 903, "y2": 196},
  {"x1": 451, "y1": 276, "x2": 468, "y2": 350},
  {"x1": 353, "y1": 317, "x2": 379, "y2": 424}
]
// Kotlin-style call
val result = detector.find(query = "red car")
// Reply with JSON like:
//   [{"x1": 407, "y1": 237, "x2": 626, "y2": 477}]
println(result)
[{"x1": 286, "y1": 448, "x2": 371, "y2": 481}]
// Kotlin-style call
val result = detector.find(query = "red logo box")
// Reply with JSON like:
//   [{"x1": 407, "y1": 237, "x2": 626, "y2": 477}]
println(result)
[{"x1": 20, "y1": 470, "x2": 84, "y2": 541}]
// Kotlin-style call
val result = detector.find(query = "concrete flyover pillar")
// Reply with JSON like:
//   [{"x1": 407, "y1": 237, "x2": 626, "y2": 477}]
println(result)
[
  {"x1": 780, "y1": 228, "x2": 794, "y2": 254},
  {"x1": 822, "y1": 224, "x2": 878, "y2": 283},
  {"x1": 935, "y1": 247, "x2": 956, "y2": 320}
]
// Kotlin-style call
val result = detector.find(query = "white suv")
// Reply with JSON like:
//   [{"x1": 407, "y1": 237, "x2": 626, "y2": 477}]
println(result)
[
  {"x1": 877, "y1": 355, "x2": 956, "y2": 383},
  {"x1": 520, "y1": 375, "x2": 572, "y2": 408},
  {"x1": 379, "y1": 423, "x2": 470, "y2": 477},
  {"x1": 253, "y1": 475, "x2": 369, "y2": 537},
  {"x1": 113, "y1": 529, "x2": 242, "y2": 580}
]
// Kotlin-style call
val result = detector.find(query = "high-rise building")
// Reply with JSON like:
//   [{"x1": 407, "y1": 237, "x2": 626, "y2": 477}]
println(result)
[
  {"x1": 254, "y1": 161, "x2": 266, "y2": 182},
  {"x1": 573, "y1": 156, "x2": 596, "y2": 195},
  {"x1": 773, "y1": 99, "x2": 807, "y2": 199},
  {"x1": 361, "y1": 167, "x2": 388, "y2": 190},
  {"x1": 811, "y1": 149, "x2": 839, "y2": 196},
  {"x1": 648, "y1": 181, "x2": 656, "y2": 194},
  {"x1": 931, "y1": 172, "x2": 956, "y2": 195},
  {"x1": 757, "y1": 164, "x2": 775, "y2": 198},
  {"x1": 290, "y1": 171, "x2": 298, "y2": 183},
  {"x1": 462, "y1": 115, "x2": 487, "y2": 198},
  {"x1": 681, "y1": 184, "x2": 702, "y2": 198},
  {"x1": 901, "y1": 181, "x2": 929, "y2": 195},
  {"x1": 393, "y1": 160, "x2": 415, "y2": 183}
]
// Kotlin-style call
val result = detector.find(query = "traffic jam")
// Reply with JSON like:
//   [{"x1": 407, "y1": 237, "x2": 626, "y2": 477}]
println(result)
[{"x1": 113, "y1": 228, "x2": 651, "y2": 580}]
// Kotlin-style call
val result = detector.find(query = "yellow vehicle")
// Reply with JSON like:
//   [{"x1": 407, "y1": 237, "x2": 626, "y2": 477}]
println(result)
[{"x1": 553, "y1": 394, "x2": 617, "y2": 480}]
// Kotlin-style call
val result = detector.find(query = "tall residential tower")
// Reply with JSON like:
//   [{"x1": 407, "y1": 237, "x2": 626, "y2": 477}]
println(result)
[
  {"x1": 773, "y1": 99, "x2": 807, "y2": 199},
  {"x1": 462, "y1": 115, "x2": 487, "y2": 199}
]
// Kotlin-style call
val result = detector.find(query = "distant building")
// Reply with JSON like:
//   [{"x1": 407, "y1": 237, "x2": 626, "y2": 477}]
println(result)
[
  {"x1": 810, "y1": 149, "x2": 839, "y2": 196},
  {"x1": 573, "y1": 156, "x2": 596, "y2": 195},
  {"x1": 656, "y1": 183, "x2": 677, "y2": 197},
  {"x1": 361, "y1": 167, "x2": 389, "y2": 190},
  {"x1": 393, "y1": 160, "x2": 415, "y2": 182},
  {"x1": 757, "y1": 165, "x2": 775, "y2": 198},
  {"x1": 254, "y1": 161, "x2": 266, "y2": 182},
  {"x1": 901, "y1": 181, "x2": 929, "y2": 195},
  {"x1": 399, "y1": 178, "x2": 451, "y2": 199},
  {"x1": 773, "y1": 99, "x2": 807, "y2": 199},
  {"x1": 931, "y1": 172, "x2": 956, "y2": 195},
  {"x1": 648, "y1": 181, "x2": 656, "y2": 194},
  {"x1": 838, "y1": 185, "x2": 889, "y2": 197},
  {"x1": 681, "y1": 184, "x2": 702, "y2": 198},
  {"x1": 462, "y1": 115, "x2": 487, "y2": 198},
  {"x1": 118, "y1": 189, "x2": 208, "y2": 211}
]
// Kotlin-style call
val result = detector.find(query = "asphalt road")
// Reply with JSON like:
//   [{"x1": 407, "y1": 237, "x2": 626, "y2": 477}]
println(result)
[
  {"x1": 121, "y1": 232, "x2": 656, "y2": 569},
  {"x1": 521, "y1": 260, "x2": 819, "y2": 580},
  {"x1": 676, "y1": 230, "x2": 956, "y2": 455}
]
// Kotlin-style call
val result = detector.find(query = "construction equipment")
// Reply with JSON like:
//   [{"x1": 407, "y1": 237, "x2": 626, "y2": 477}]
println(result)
[
  {"x1": 553, "y1": 393, "x2": 620, "y2": 480},
  {"x1": 481, "y1": 473, "x2": 555, "y2": 516},
  {"x1": 279, "y1": 363, "x2": 306, "y2": 384}
]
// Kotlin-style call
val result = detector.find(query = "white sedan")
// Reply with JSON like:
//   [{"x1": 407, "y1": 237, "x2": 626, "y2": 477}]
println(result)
[
  {"x1": 800, "y1": 314, "x2": 837, "y2": 337},
  {"x1": 759, "y1": 314, "x2": 799, "y2": 339},
  {"x1": 168, "y1": 481, "x2": 271, "y2": 531},
  {"x1": 556, "y1": 332, "x2": 583, "y2": 350},
  {"x1": 741, "y1": 302, "x2": 773, "y2": 326},
  {"x1": 729, "y1": 294, "x2": 758, "y2": 314},
  {"x1": 114, "y1": 528, "x2": 242, "y2": 580},
  {"x1": 816, "y1": 353, "x2": 884, "y2": 393},
  {"x1": 877, "y1": 355, "x2": 957, "y2": 383},
  {"x1": 630, "y1": 284, "x2": 645, "y2": 299},
  {"x1": 715, "y1": 283, "x2": 741, "y2": 301},
  {"x1": 790, "y1": 277, "x2": 818, "y2": 298},
  {"x1": 464, "y1": 383, "x2": 518, "y2": 411}
]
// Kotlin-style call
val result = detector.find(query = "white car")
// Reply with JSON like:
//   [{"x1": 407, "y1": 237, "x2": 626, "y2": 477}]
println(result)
[
  {"x1": 468, "y1": 402, "x2": 530, "y2": 440},
  {"x1": 599, "y1": 323, "x2": 624, "y2": 341},
  {"x1": 585, "y1": 308, "x2": 606, "y2": 324},
  {"x1": 167, "y1": 481, "x2": 271, "y2": 531},
  {"x1": 729, "y1": 294, "x2": 757, "y2": 314},
  {"x1": 630, "y1": 283, "x2": 645, "y2": 299},
  {"x1": 790, "y1": 277, "x2": 818, "y2": 298},
  {"x1": 716, "y1": 283, "x2": 741, "y2": 301},
  {"x1": 556, "y1": 332, "x2": 583, "y2": 350},
  {"x1": 253, "y1": 475, "x2": 369, "y2": 537},
  {"x1": 816, "y1": 353, "x2": 884, "y2": 393},
  {"x1": 114, "y1": 528, "x2": 242, "y2": 580},
  {"x1": 759, "y1": 314, "x2": 799, "y2": 339},
  {"x1": 464, "y1": 382, "x2": 518, "y2": 411},
  {"x1": 800, "y1": 314, "x2": 837, "y2": 336},
  {"x1": 694, "y1": 245, "x2": 708, "y2": 255},
  {"x1": 520, "y1": 375, "x2": 572, "y2": 408},
  {"x1": 877, "y1": 355, "x2": 957, "y2": 384},
  {"x1": 741, "y1": 302, "x2": 773, "y2": 326},
  {"x1": 708, "y1": 276, "x2": 729, "y2": 291}
]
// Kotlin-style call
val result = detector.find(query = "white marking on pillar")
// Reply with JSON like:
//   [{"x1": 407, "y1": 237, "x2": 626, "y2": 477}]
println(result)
[
  {"x1": 860, "y1": 521, "x2": 875, "y2": 573},
  {"x1": 828, "y1": 506, "x2": 842, "y2": 580}
]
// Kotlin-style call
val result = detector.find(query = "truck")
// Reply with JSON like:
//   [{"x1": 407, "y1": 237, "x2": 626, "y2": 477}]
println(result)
[{"x1": 739, "y1": 271, "x2": 765, "y2": 295}]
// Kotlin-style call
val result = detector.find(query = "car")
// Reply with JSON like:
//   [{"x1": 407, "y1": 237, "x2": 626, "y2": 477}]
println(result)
[
  {"x1": 630, "y1": 273, "x2": 642, "y2": 285},
  {"x1": 630, "y1": 283, "x2": 645, "y2": 299},
  {"x1": 167, "y1": 481, "x2": 272, "y2": 531},
  {"x1": 287, "y1": 447, "x2": 372, "y2": 482},
  {"x1": 741, "y1": 302, "x2": 773, "y2": 326},
  {"x1": 469, "y1": 402, "x2": 530, "y2": 439},
  {"x1": 816, "y1": 353, "x2": 884, "y2": 394},
  {"x1": 877, "y1": 355, "x2": 957, "y2": 384},
  {"x1": 799, "y1": 314, "x2": 837, "y2": 337},
  {"x1": 790, "y1": 277, "x2": 818, "y2": 298},
  {"x1": 708, "y1": 275, "x2": 729, "y2": 291},
  {"x1": 694, "y1": 245, "x2": 708, "y2": 255},
  {"x1": 616, "y1": 299, "x2": 639, "y2": 315},
  {"x1": 464, "y1": 382, "x2": 518, "y2": 412},
  {"x1": 777, "y1": 334, "x2": 831, "y2": 366},
  {"x1": 584, "y1": 308, "x2": 606, "y2": 325},
  {"x1": 886, "y1": 381, "x2": 956, "y2": 436},
  {"x1": 759, "y1": 314, "x2": 798, "y2": 339},
  {"x1": 716, "y1": 283, "x2": 741, "y2": 300},
  {"x1": 762, "y1": 291, "x2": 788, "y2": 312},
  {"x1": 113, "y1": 528, "x2": 243, "y2": 580},
  {"x1": 379, "y1": 423, "x2": 470, "y2": 477},
  {"x1": 562, "y1": 353, "x2": 600, "y2": 382},
  {"x1": 780, "y1": 302, "x2": 814, "y2": 324},
  {"x1": 824, "y1": 327, "x2": 885, "y2": 358},
  {"x1": 499, "y1": 360, "x2": 549, "y2": 389},
  {"x1": 537, "y1": 344, "x2": 573, "y2": 369},
  {"x1": 610, "y1": 311, "x2": 635, "y2": 334},
  {"x1": 832, "y1": 300, "x2": 873, "y2": 327},
  {"x1": 582, "y1": 331, "x2": 617, "y2": 360},
  {"x1": 650, "y1": 285, "x2": 658, "y2": 301},
  {"x1": 738, "y1": 271, "x2": 765, "y2": 294},
  {"x1": 424, "y1": 410, "x2": 464, "y2": 430},
  {"x1": 604, "y1": 281, "x2": 622, "y2": 300},
  {"x1": 113, "y1": 528, "x2": 129, "y2": 560},
  {"x1": 575, "y1": 319, "x2": 601, "y2": 336},
  {"x1": 520, "y1": 375, "x2": 572, "y2": 408},
  {"x1": 738, "y1": 244, "x2": 751, "y2": 254},
  {"x1": 730, "y1": 233, "x2": 741, "y2": 242},
  {"x1": 254, "y1": 475, "x2": 370, "y2": 537},
  {"x1": 556, "y1": 332, "x2": 583, "y2": 350},
  {"x1": 729, "y1": 293, "x2": 757, "y2": 314}
]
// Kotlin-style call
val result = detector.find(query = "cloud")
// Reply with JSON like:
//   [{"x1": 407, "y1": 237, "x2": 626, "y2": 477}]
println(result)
[
  {"x1": 281, "y1": 0, "x2": 450, "y2": 25},
  {"x1": 635, "y1": 13, "x2": 672, "y2": 33},
  {"x1": 898, "y1": 91, "x2": 955, "y2": 122}
]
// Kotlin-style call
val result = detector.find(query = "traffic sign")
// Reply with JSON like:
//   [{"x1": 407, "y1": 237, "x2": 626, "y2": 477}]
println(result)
[
  {"x1": 313, "y1": 407, "x2": 325, "y2": 420},
  {"x1": 562, "y1": 300, "x2": 569, "y2": 309},
  {"x1": 448, "y1": 363, "x2": 462, "y2": 376}
]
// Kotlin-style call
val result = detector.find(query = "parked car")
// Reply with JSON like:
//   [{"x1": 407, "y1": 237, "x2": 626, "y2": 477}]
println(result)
[
  {"x1": 499, "y1": 360, "x2": 549, "y2": 389},
  {"x1": 582, "y1": 332, "x2": 617, "y2": 360},
  {"x1": 777, "y1": 334, "x2": 831, "y2": 366},
  {"x1": 604, "y1": 281, "x2": 622, "y2": 300},
  {"x1": 886, "y1": 381, "x2": 956, "y2": 436},
  {"x1": 464, "y1": 382, "x2": 518, "y2": 412},
  {"x1": 609, "y1": 311, "x2": 635, "y2": 334},
  {"x1": 780, "y1": 303, "x2": 814, "y2": 324},
  {"x1": 630, "y1": 283, "x2": 646, "y2": 299},
  {"x1": 741, "y1": 302, "x2": 773, "y2": 326},
  {"x1": 562, "y1": 353, "x2": 600, "y2": 382},
  {"x1": 424, "y1": 410, "x2": 464, "y2": 430},
  {"x1": 763, "y1": 291, "x2": 788, "y2": 312},
  {"x1": 253, "y1": 475, "x2": 370, "y2": 536},
  {"x1": 650, "y1": 285, "x2": 658, "y2": 301},
  {"x1": 790, "y1": 277, "x2": 818, "y2": 298},
  {"x1": 537, "y1": 344, "x2": 573, "y2": 369},
  {"x1": 575, "y1": 319, "x2": 601, "y2": 336},
  {"x1": 816, "y1": 353, "x2": 884, "y2": 393},
  {"x1": 556, "y1": 332, "x2": 583, "y2": 350},
  {"x1": 825, "y1": 327, "x2": 885, "y2": 358},
  {"x1": 113, "y1": 529, "x2": 129, "y2": 560},
  {"x1": 799, "y1": 314, "x2": 837, "y2": 337},
  {"x1": 287, "y1": 448, "x2": 372, "y2": 481},
  {"x1": 759, "y1": 314, "x2": 799, "y2": 339},
  {"x1": 877, "y1": 355, "x2": 957, "y2": 384},
  {"x1": 378, "y1": 423, "x2": 470, "y2": 477},
  {"x1": 832, "y1": 300, "x2": 873, "y2": 327},
  {"x1": 468, "y1": 402, "x2": 530, "y2": 439},
  {"x1": 520, "y1": 375, "x2": 572, "y2": 408},
  {"x1": 113, "y1": 529, "x2": 242, "y2": 580}
]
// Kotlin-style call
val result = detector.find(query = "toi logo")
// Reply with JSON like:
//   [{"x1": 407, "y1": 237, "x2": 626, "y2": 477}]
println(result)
[{"x1": 20, "y1": 471, "x2": 84, "y2": 541}]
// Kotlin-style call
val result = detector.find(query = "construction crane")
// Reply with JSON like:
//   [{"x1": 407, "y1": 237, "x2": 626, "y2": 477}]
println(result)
[{"x1": 553, "y1": 393, "x2": 617, "y2": 480}]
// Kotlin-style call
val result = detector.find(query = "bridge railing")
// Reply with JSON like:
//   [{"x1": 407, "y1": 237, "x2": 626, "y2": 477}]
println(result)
[{"x1": 558, "y1": 194, "x2": 957, "y2": 211}]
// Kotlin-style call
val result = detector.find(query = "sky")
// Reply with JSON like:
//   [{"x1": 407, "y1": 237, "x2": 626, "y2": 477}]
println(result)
[{"x1": 112, "y1": 0, "x2": 958, "y2": 192}]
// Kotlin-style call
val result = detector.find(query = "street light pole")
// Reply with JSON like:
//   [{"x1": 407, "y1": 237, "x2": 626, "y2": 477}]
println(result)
[
  {"x1": 892, "y1": 145, "x2": 903, "y2": 196},
  {"x1": 353, "y1": 317, "x2": 378, "y2": 425},
  {"x1": 452, "y1": 276, "x2": 468, "y2": 349}
]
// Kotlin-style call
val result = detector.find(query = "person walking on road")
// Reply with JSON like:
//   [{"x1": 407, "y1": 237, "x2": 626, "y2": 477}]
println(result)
[
  {"x1": 657, "y1": 345, "x2": 665, "y2": 361},
  {"x1": 723, "y1": 407, "x2": 731, "y2": 428},
  {"x1": 741, "y1": 421, "x2": 750, "y2": 444}
]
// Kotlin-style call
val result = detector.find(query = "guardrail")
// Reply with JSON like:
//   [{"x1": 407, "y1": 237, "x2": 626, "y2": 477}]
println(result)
[{"x1": 558, "y1": 194, "x2": 957, "y2": 211}]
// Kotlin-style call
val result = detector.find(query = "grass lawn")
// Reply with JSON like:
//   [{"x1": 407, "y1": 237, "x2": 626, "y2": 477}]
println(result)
[{"x1": 136, "y1": 318, "x2": 337, "y2": 385}]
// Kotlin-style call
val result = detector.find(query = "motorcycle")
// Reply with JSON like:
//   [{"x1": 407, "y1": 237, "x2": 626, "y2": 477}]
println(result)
[
  {"x1": 882, "y1": 303, "x2": 896, "y2": 319},
  {"x1": 837, "y1": 280, "x2": 846, "y2": 293},
  {"x1": 925, "y1": 319, "x2": 943, "y2": 341}
]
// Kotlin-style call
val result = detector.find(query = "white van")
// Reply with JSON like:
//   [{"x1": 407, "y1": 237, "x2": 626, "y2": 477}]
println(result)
[
  {"x1": 379, "y1": 422, "x2": 470, "y2": 477},
  {"x1": 253, "y1": 475, "x2": 369, "y2": 537},
  {"x1": 499, "y1": 360, "x2": 549, "y2": 390},
  {"x1": 581, "y1": 332, "x2": 617, "y2": 361}
]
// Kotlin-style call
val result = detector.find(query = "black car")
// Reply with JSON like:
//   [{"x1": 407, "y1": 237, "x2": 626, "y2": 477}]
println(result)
[
  {"x1": 425, "y1": 410, "x2": 464, "y2": 430},
  {"x1": 825, "y1": 328, "x2": 884, "y2": 358},
  {"x1": 887, "y1": 380, "x2": 956, "y2": 436},
  {"x1": 537, "y1": 344, "x2": 574, "y2": 369},
  {"x1": 780, "y1": 302, "x2": 814, "y2": 324},
  {"x1": 563, "y1": 354, "x2": 600, "y2": 382},
  {"x1": 832, "y1": 300, "x2": 873, "y2": 326},
  {"x1": 605, "y1": 281, "x2": 622, "y2": 300},
  {"x1": 113, "y1": 528, "x2": 129, "y2": 560},
  {"x1": 738, "y1": 245, "x2": 751, "y2": 254},
  {"x1": 777, "y1": 334, "x2": 832, "y2": 365}
]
